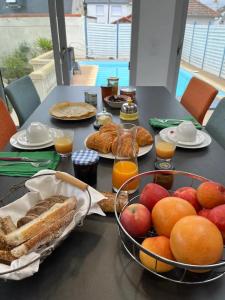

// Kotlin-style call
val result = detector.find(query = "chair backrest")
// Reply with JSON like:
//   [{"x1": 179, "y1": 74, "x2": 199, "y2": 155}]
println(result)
[
  {"x1": 0, "y1": 98, "x2": 17, "y2": 150},
  {"x1": 205, "y1": 98, "x2": 225, "y2": 150},
  {"x1": 4, "y1": 76, "x2": 41, "y2": 127},
  {"x1": 181, "y1": 77, "x2": 218, "y2": 124}
]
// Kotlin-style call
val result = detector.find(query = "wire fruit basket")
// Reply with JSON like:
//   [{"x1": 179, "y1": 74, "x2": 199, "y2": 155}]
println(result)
[{"x1": 114, "y1": 170, "x2": 225, "y2": 284}]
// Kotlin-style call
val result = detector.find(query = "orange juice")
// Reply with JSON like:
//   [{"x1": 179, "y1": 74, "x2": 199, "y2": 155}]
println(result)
[
  {"x1": 112, "y1": 160, "x2": 139, "y2": 192},
  {"x1": 155, "y1": 141, "x2": 176, "y2": 159},
  {"x1": 54, "y1": 137, "x2": 73, "y2": 155}
]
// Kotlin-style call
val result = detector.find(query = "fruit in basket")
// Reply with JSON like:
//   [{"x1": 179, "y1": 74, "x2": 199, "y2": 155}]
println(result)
[
  {"x1": 170, "y1": 216, "x2": 223, "y2": 267},
  {"x1": 139, "y1": 183, "x2": 170, "y2": 211},
  {"x1": 139, "y1": 236, "x2": 175, "y2": 273},
  {"x1": 120, "y1": 203, "x2": 151, "y2": 237},
  {"x1": 198, "y1": 208, "x2": 211, "y2": 218},
  {"x1": 200, "y1": 204, "x2": 225, "y2": 241},
  {"x1": 197, "y1": 182, "x2": 225, "y2": 208},
  {"x1": 152, "y1": 197, "x2": 196, "y2": 237},
  {"x1": 173, "y1": 187, "x2": 201, "y2": 211}
]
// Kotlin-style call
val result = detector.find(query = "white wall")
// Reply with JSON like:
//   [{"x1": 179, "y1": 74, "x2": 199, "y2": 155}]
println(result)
[
  {"x1": 0, "y1": 16, "x2": 86, "y2": 62},
  {"x1": 130, "y1": 0, "x2": 188, "y2": 96},
  {"x1": 87, "y1": 4, "x2": 132, "y2": 24}
]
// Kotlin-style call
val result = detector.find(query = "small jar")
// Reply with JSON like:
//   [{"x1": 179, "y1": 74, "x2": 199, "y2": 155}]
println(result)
[
  {"x1": 96, "y1": 109, "x2": 113, "y2": 126},
  {"x1": 72, "y1": 150, "x2": 99, "y2": 186},
  {"x1": 84, "y1": 92, "x2": 97, "y2": 106},
  {"x1": 120, "y1": 87, "x2": 136, "y2": 102},
  {"x1": 120, "y1": 98, "x2": 139, "y2": 121},
  {"x1": 107, "y1": 77, "x2": 119, "y2": 96}
]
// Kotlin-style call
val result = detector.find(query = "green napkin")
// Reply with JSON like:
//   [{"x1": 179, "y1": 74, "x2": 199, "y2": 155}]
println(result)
[
  {"x1": 0, "y1": 151, "x2": 60, "y2": 177},
  {"x1": 149, "y1": 116, "x2": 202, "y2": 129}
]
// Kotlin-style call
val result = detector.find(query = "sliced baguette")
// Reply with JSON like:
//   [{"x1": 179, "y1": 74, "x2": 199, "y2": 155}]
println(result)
[
  {"x1": 0, "y1": 250, "x2": 16, "y2": 265},
  {"x1": 11, "y1": 210, "x2": 75, "y2": 258},
  {"x1": 6, "y1": 197, "x2": 77, "y2": 247}
]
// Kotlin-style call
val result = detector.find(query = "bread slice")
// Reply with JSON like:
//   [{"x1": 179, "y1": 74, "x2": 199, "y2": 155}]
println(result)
[
  {"x1": 0, "y1": 250, "x2": 16, "y2": 265},
  {"x1": 6, "y1": 197, "x2": 77, "y2": 247},
  {"x1": 11, "y1": 210, "x2": 75, "y2": 258}
]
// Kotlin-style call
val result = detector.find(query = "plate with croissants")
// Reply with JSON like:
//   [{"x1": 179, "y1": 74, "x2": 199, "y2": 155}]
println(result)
[{"x1": 85, "y1": 122, "x2": 153, "y2": 159}]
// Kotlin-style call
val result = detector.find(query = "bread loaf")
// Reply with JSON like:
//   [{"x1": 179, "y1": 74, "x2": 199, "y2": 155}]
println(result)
[
  {"x1": 0, "y1": 250, "x2": 16, "y2": 265},
  {"x1": 0, "y1": 216, "x2": 17, "y2": 234},
  {"x1": 6, "y1": 197, "x2": 77, "y2": 247},
  {"x1": 17, "y1": 195, "x2": 68, "y2": 228},
  {"x1": 98, "y1": 192, "x2": 128, "y2": 213},
  {"x1": 11, "y1": 210, "x2": 75, "y2": 258}
]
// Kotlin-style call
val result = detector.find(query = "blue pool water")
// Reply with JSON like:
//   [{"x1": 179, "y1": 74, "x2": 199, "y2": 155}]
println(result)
[{"x1": 79, "y1": 60, "x2": 225, "y2": 101}]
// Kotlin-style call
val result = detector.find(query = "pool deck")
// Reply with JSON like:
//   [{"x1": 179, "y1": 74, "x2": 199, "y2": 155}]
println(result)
[
  {"x1": 181, "y1": 61, "x2": 225, "y2": 98},
  {"x1": 71, "y1": 65, "x2": 98, "y2": 86}
]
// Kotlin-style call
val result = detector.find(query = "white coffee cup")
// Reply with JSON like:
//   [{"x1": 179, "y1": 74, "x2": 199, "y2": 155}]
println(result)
[
  {"x1": 176, "y1": 121, "x2": 197, "y2": 142},
  {"x1": 26, "y1": 122, "x2": 50, "y2": 143}
]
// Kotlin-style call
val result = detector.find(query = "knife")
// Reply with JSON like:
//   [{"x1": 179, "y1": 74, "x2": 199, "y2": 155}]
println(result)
[{"x1": 0, "y1": 157, "x2": 50, "y2": 163}]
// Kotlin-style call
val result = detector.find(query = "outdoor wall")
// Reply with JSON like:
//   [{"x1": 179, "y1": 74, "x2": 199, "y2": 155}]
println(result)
[
  {"x1": 87, "y1": 4, "x2": 131, "y2": 24},
  {"x1": 0, "y1": 15, "x2": 86, "y2": 62},
  {"x1": 130, "y1": 0, "x2": 188, "y2": 96},
  {"x1": 182, "y1": 23, "x2": 225, "y2": 79},
  {"x1": 187, "y1": 16, "x2": 214, "y2": 25}
]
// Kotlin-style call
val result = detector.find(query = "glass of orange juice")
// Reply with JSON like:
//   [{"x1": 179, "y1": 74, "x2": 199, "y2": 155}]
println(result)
[
  {"x1": 53, "y1": 129, "x2": 74, "y2": 157},
  {"x1": 155, "y1": 134, "x2": 176, "y2": 162},
  {"x1": 112, "y1": 123, "x2": 139, "y2": 194}
]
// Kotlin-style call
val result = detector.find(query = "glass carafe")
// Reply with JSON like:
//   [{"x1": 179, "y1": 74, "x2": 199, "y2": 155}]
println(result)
[{"x1": 112, "y1": 123, "x2": 139, "y2": 194}]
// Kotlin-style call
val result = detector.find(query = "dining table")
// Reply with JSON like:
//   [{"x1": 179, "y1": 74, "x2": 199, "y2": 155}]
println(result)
[{"x1": 1, "y1": 85, "x2": 225, "y2": 300}]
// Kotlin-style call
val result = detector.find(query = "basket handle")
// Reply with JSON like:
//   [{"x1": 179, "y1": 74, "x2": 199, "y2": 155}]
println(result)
[{"x1": 55, "y1": 171, "x2": 88, "y2": 191}]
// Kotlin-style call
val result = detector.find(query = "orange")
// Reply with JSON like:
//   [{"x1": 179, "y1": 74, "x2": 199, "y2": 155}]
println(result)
[
  {"x1": 152, "y1": 197, "x2": 196, "y2": 237},
  {"x1": 139, "y1": 236, "x2": 175, "y2": 273},
  {"x1": 170, "y1": 216, "x2": 223, "y2": 267}
]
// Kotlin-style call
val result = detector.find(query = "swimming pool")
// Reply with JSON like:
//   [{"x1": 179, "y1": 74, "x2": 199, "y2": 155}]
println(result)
[{"x1": 79, "y1": 60, "x2": 225, "y2": 101}]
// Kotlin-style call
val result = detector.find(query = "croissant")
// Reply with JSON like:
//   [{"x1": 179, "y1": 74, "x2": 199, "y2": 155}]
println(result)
[
  {"x1": 86, "y1": 132, "x2": 100, "y2": 150},
  {"x1": 99, "y1": 122, "x2": 118, "y2": 139},
  {"x1": 112, "y1": 134, "x2": 139, "y2": 157},
  {"x1": 86, "y1": 132, "x2": 114, "y2": 154},
  {"x1": 136, "y1": 127, "x2": 153, "y2": 146}
]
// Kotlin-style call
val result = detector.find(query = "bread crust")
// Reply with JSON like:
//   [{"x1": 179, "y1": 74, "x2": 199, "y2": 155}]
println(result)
[
  {"x1": 11, "y1": 210, "x2": 75, "y2": 258},
  {"x1": 6, "y1": 197, "x2": 77, "y2": 247}
]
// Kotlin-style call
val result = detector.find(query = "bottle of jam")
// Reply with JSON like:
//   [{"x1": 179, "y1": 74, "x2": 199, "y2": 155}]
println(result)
[{"x1": 72, "y1": 150, "x2": 99, "y2": 187}]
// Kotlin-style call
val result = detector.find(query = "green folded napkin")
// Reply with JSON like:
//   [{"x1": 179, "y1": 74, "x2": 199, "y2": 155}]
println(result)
[
  {"x1": 149, "y1": 116, "x2": 202, "y2": 129},
  {"x1": 0, "y1": 151, "x2": 60, "y2": 177}
]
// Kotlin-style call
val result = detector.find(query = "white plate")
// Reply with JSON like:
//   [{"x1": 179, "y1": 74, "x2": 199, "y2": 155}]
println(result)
[
  {"x1": 17, "y1": 129, "x2": 54, "y2": 147},
  {"x1": 167, "y1": 127, "x2": 205, "y2": 146},
  {"x1": 84, "y1": 135, "x2": 153, "y2": 159},
  {"x1": 10, "y1": 131, "x2": 54, "y2": 150},
  {"x1": 160, "y1": 128, "x2": 212, "y2": 149}
]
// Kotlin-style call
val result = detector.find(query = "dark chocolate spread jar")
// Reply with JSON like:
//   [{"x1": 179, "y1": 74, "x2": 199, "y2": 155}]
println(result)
[{"x1": 72, "y1": 150, "x2": 99, "y2": 187}]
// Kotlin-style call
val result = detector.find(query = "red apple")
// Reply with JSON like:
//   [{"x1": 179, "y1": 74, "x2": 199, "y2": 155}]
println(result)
[
  {"x1": 120, "y1": 203, "x2": 151, "y2": 237},
  {"x1": 139, "y1": 183, "x2": 169, "y2": 211},
  {"x1": 197, "y1": 182, "x2": 225, "y2": 208},
  {"x1": 198, "y1": 208, "x2": 211, "y2": 218},
  {"x1": 208, "y1": 205, "x2": 225, "y2": 241},
  {"x1": 173, "y1": 187, "x2": 201, "y2": 211}
]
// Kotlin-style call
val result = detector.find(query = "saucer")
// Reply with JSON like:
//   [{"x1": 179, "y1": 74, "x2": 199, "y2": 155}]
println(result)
[
  {"x1": 160, "y1": 128, "x2": 212, "y2": 149},
  {"x1": 17, "y1": 129, "x2": 54, "y2": 147},
  {"x1": 10, "y1": 131, "x2": 54, "y2": 150},
  {"x1": 167, "y1": 127, "x2": 205, "y2": 146}
]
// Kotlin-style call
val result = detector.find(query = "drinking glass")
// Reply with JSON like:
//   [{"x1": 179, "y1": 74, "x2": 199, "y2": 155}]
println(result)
[
  {"x1": 53, "y1": 129, "x2": 74, "y2": 157},
  {"x1": 101, "y1": 86, "x2": 113, "y2": 101},
  {"x1": 112, "y1": 123, "x2": 139, "y2": 194},
  {"x1": 155, "y1": 134, "x2": 176, "y2": 162}
]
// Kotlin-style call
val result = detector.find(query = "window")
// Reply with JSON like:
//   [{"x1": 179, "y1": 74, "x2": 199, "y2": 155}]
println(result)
[
  {"x1": 111, "y1": 5, "x2": 122, "y2": 17},
  {"x1": 5, "y1": 0, "x2": 17, "y2": 3},
  {"x1": 96, "y1": 5, "x2": 104, "y2": 16}
]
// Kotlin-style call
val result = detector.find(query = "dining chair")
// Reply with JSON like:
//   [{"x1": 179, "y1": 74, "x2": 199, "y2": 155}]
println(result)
[
  {"x1": 4, "y1": 75, "x2": 41, "y2": 127},
  {"x1": 181, "y1": 77, "x2": 218, "y2": 124},
  {"x1": 205, "y1": 98, "x2": 225, "y2": 150},
  {"x1": 0, "y1": 98, "x2": 17, "y2": 150}
]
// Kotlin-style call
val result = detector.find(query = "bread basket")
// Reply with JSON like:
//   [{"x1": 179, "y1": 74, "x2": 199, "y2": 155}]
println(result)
[
  {"x1": 0, "y1": 171, "x2": 102, "y2": 280},
  {"x1": 114, "y1": 170, "x2": 225, "y2": 284}
]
